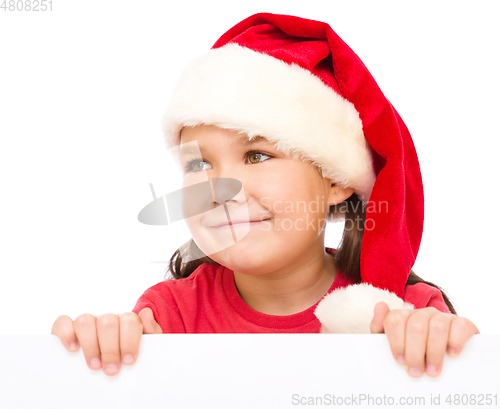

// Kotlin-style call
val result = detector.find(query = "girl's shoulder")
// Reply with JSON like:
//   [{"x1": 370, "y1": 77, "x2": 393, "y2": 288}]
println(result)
[
  {"x1": 403, "y1": 282, "x2": 451, "y2": 313},
  {"x1": 131, "y1": 263, "x2": 225, "y2": 332},
  {"x1": 142, "y1": 262, "x2": 222, "y2": 297}
]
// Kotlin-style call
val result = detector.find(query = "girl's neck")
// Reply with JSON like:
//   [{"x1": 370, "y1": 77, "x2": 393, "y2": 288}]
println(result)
[{"x1": 232, "y1": 244, "x2": 337, "y2": 316}]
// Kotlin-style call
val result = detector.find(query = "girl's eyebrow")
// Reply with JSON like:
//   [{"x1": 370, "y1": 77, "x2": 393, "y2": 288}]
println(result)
[
  {"x1": 179, "y1": 145, "x2": 202, "y2": 157},
  {"x1": 179, "y1": 135, "x2": 270, "y2": 157},
  {"x1": 241, "y1": 135, "x2": 268, "y2": 146}
]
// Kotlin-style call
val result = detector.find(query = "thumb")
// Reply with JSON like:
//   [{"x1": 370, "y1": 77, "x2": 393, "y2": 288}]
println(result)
[
  {"x1": 138, "y1": 308, "x2": 163, "y2": 334},
  {"x1": 370, "y1": 301, "x2": 390, "y2": 333}
]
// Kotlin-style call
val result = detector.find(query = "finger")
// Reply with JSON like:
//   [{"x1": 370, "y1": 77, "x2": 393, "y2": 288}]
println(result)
[
  {"x1": 370, "y1": 302, "x2": 390, "y2": 334},
  {"x1": 404, "y1": 309, "x2": 437, "y2": 377},
  {"x1": 96, "y1": 313, "x2": 121, "y2": 376},
  {"x1": 382, "y1": 308, "x2": 411, "y2": 366},
  {"x1": 119, "y1": 312, "x2": 143, "y2": 365},
  {"x1": 447, "y1": 317, "x2": 480, "y2": 357},
  {"x1": 73, "y1": 314, "x2": 102, "y2": 370},
  {"x1": 424, "y1": 313, "x2": 454, "y2": 377},
  {"x1": 138, "y1": 308, "x2": 163, "y2": 334},
  {"x1": 51, "y1": 315, "x2": 80, "y2": 352}
]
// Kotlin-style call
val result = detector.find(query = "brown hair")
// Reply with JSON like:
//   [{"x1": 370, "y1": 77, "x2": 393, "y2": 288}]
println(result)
[
  {"x1": 167, "y1": 239, "x2": 219, "y2": 281},
  {"x1": 165, "y1": 193, "x2": 457, "y2": 315}
]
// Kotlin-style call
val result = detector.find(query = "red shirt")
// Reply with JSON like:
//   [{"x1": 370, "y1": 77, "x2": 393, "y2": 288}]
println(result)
[{"x1": 132, "y1": 247, "x2": 450, "y2": 333}]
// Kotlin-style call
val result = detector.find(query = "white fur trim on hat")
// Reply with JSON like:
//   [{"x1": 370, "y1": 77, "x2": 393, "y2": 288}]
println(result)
[
  {"x1": 314, "y1": 283, "x2": 415, "y2": 333},
  {"x1": 162, "y1": 43, "x2": 377, "y2": 203}
]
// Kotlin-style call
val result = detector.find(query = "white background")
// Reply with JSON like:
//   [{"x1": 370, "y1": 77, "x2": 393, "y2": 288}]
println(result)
[{"x1": 0, "y1": 0, "x2": 498, "y2": 334}]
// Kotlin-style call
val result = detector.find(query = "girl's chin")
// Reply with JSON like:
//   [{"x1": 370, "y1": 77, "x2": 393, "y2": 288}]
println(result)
[
  {"x1": 210, "y1": 247, "x2": 281, "y2": 273},
  {"x1": 194, "y1": 228, "x2": 273, "y2": 256},
  {"x1": 206, "y1": 245, "x2": 254, "y2": 265}
]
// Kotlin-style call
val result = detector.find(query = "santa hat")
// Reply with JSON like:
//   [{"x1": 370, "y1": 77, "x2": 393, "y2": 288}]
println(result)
[{"x1": 161, "y1": 13, "x2": 421, "y2": 333}]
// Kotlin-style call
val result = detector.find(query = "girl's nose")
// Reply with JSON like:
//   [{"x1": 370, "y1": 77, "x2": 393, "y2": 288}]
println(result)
[{"x1": 211, "y1": 177, "x2": 246, "y2": 206}]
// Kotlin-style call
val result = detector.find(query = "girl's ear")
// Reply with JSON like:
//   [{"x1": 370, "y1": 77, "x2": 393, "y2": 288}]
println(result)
[{"x1": 327, "y1": 182, "x2": 355, "y2": 206}]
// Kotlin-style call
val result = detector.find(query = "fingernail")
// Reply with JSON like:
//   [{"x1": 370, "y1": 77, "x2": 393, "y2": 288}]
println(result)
[
  {"x1": 105, "y1": 364, "x2": 118, "y2": 375},
  {"x1": 447, "y1": 347, "x2": 457, "y2": 356},
  {"x1": 69, "y1": 341, "x2": 77, "y2": 350},
  {"x1": 396, "y1": 355, "x2": 404, "y2": 364},
  {"x1": 89, "y1": 357, "x2": 101, "y2": 369},
  {"x1": 408, "y1": 367, "x2": 421, "y2": 376},
  {"x1": 122, "y1": 354, "x2": 134, "y2": 365},
  {"x1": 426, "y1": 365, "x2": 437, "y2": 374}
]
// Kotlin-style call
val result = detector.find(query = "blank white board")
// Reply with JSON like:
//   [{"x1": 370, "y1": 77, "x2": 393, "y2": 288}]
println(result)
[{"x1": 0, "y1": 334, "x2": 498, "y2": 409}]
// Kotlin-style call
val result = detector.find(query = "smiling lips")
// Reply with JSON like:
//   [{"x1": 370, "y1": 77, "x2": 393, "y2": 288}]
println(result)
[{"x1": 211, "y1": 219, "x2": 271, "y2": 228}]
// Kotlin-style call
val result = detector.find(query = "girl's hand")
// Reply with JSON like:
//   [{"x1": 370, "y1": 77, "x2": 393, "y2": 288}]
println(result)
[
  {"x1": 370, "y1": 302, "x2": 480, "y2": 378},
  {"x1": 51, "y1": 308, "x2": 162, "y2": 376}
]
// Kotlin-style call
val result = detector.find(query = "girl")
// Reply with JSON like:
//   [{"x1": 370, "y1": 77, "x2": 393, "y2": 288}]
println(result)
[{"x1": 52, "y1": 12, "x2": 479, "y2": 378}]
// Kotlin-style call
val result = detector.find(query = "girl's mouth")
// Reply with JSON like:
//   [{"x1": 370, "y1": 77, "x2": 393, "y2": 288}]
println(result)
[{"x1": 212, "y1": 219, "x2": 271, "y2": 229}]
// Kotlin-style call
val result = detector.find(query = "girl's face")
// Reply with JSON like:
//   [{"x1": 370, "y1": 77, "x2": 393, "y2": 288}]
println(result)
[{"x1": 178, "y1": 125, "x2": 353, "y2": 276}]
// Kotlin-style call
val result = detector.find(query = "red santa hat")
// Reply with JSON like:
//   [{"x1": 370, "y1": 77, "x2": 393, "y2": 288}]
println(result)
[{"x1": 161, "y1": 13, "x2": 420, "y2": 333}]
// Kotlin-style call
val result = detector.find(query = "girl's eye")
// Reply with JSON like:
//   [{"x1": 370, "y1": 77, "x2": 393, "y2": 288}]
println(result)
[
  {"x1": 186, "y1": 160, "x2": 210, "y2": 173},
  {"x1": 247, "y1": 152, "x2": 270, "y2": 164},
  {"x1": 184, "y1": 151, "x2": 271, "y2": 173}
]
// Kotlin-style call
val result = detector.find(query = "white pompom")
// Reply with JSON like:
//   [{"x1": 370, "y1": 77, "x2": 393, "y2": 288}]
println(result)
[{"x1": 314, "y1": 283, "x2": 415, "y2": 333}]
